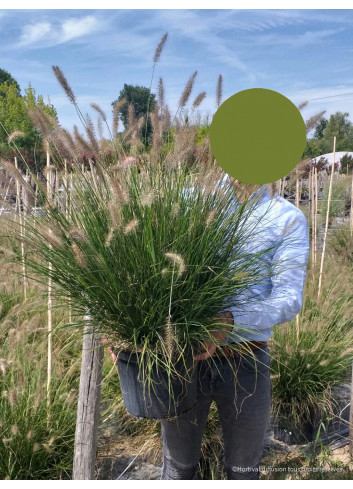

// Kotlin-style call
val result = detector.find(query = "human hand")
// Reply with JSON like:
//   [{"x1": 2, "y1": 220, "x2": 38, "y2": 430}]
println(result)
[
  {"x1": 101, "y1": 335, "x2": 117, "y2": 363},
  {"x1": 194, "y1": 312, "x2": 234, "y2": 361}
]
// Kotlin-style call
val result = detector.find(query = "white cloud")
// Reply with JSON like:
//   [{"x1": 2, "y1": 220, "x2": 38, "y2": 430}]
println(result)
[
  {"x1": 17, "y1": 15, "x2": 101, "y2": 48},
  {"x1": 61, "y1": 16, "x2": 100, "y2": 42},
  {"x1": 20, "y1": 22, "x2": 51, "y2": 45}
]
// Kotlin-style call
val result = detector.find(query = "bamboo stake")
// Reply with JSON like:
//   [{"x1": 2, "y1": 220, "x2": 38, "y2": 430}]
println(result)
[
  {"x1": 350, "y1": 170, "x2": 353, "y2": 237},
  {"x1": 311, "y1": 168, "x2": 315, "y2": 264},
  {"x1": 314, "y1": 167, "x2": 318, "y2": 265},
  {"x1": 349, "y1": 361, "x2": 353, "y2": 458},
  {"x1": 0, "y1": 177, "x2": 13, "y2": 216},
  {"x1": 46, "y1": 151, "x2": 53, "y2": 416},
  {"x1": 295, "y1": 171, "x2": 300, "y2": 208},
  {"x1": 318, "y1": 137, "x2": 336, "y2": 298},
  {"x1": 15, "y1": 158, "x2": 28, "y2": 301}
]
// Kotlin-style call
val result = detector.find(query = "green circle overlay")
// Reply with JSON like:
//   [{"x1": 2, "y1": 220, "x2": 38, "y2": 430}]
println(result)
[{"x1": 209, "y1": 88, "x2": 306, "y2": 185}]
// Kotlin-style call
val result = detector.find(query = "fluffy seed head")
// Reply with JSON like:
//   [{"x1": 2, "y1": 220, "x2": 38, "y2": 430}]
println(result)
[
  {"x1": 8, "y1": 131, "x2": 25, "y2": 144},
  {"x1": 52, "y1": 65, "x2": 76, "y2": 105},
  {"x1": 319, "y1": 359, "x2": 329, "y2": 366},
  {"x1": 205, "y1": 209, "x2": 216, "y2": 227},
  {"x1": 163, "y1": 316, "x2": 175, "y2": 358},
  {"x1": 33, "y1": 443, "x2": 40, "y2": 453},
  {"x1": 179, "y1": 71, "x2": 198, "y2": 109},
  {"x1": 11, "y1": 425, "x2": 18, "y2": 436},
  {"x1": 71, "y1": 243, "x2": 87, "y2": 267},
  {"x1": 216, "y1": 74, "x2": 223, "y2": 108},
  {"x1": 8, "y1": 387, "x2": 17, "y2": 407},
  {"x1": 153, "y1": 32, "x2": 168, "y2": 64},
  {"x1": 124, "y1": 218, "x2": 139, "y2": 235},
  {"x1": 164, "y1": 252, "x2": 186, "y2": 278},
  {"x1": 192, "y1": 91, "x2": 206, "y2": 109},
  {"x1": 171, "y1": 202, "x2": 180, "y2": 217}
]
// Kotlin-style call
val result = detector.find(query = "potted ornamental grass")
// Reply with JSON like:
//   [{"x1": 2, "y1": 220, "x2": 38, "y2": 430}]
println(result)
[{"x1": 5, "y1": 155, "x2": 277, "y2": 419}]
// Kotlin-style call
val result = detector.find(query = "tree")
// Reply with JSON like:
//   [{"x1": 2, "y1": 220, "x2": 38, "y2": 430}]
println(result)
[
  {"x1": 322, "y1": 112, "x2": 353, "y2": 152},
  {"x1": 112, "y1": 84, "x2": 156, "y2": 146},
  {"x1": 0, "y1": 68, "x2": 21, "y2": 97},
  {"x1": 340, "y1": 153, "x2": 353, "y2": 174},
  {"x1": 313, "y1": 118, "x2": 328, "y2": 140},
  {"x1": 0, "y1": 82, "x2": 57, "y2": 171}
]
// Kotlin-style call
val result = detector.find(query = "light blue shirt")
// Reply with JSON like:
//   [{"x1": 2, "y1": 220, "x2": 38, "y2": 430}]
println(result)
[{"x1": 221, "y1": 182, "x2": 310, "y2": 344}]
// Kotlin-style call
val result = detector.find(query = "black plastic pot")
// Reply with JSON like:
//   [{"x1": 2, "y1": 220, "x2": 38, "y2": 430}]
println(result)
[{"x1": 117, "y1": 349, "x2": 198, "y2": 420}]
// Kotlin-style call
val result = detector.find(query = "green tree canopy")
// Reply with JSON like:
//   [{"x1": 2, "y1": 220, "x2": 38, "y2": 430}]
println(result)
[
  {"x1": 0, "y1": 68, "x2": 21, "y2": 97},
  {"x1": 0, "y1": 82, "x2": 57, "y2": 170},
  {"x1": 112, "y1": 84, "x2": 156, "y2": 146}
]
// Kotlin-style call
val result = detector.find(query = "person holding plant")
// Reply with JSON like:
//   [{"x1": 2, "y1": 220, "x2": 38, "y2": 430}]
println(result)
[
  {"x1": 157, "y1": 179, "x2": 310, "y2": 480},
  {"x1": 97, "y1": 173, "x2": 309, "y2": 480}
]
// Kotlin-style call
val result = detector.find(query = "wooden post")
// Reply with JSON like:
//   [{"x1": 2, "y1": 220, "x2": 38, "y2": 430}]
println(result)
[
  {"x1": 349, "y1": 361, "x2": 353, "y2": 459},
  {"x1": 73, "y1": 318, "x2": 104, "y2": 480},
  {"x1": 318, "y1": 137, "x2": 336, "y2": 298}
]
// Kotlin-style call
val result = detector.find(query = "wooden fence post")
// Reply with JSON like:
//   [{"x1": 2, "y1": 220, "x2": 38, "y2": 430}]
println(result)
[{"x1": 73, "y1": 318, "x2": 104, "y2": 480}]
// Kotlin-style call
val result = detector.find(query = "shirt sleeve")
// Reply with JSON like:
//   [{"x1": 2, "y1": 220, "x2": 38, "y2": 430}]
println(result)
[{"x1": 226, "y1": 207, "x2": 310, "y2": 331}]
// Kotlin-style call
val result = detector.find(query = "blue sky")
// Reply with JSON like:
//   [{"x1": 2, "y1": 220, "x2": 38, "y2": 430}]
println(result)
[{"x1": 1, "y1": 8, "x2": 353, "y2": 135}]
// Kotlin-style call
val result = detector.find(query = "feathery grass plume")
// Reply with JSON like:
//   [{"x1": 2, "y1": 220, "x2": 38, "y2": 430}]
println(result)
[
  {"x1": 40, "y1": 229, "x2": 64, "y2": 249},
  {"x1": 158, "y1": 77, "x2": 165, "y2": 112},
  {"x1": 171, "y1": 202, "x2": 180, "y2": 217},
  {"x1": 71, "y1": 243, "x2": 87, "y2": 267},
  {"x1": 32, "y1": 443, "x2": 40, "y2": 453},
  {"x1": 192, "y1": 91, "x2": 206, "y2": 109},
  {"x1": 105, "y1": 227, "x2": 115, "y2": 247},
  {"x1": 140, "y1": 190, "x2": 155, "y2": 207},
  {"x1": 161, "y1": 105, "x2": 171, "y2": 133},
  {"x1": 319, "y1": 359, "x2": 329, "y2": 366},
  {"x1": 7, "y1": 130, "x2": 25, "y2": 144},
  {"x1": 305, "y1": 110, "x2": 326, "y2": 133},
  {"x1": 112, "y1": 98, "x2": 126, "y2": 135},
  {"x1": 179, "y1": 71, "x2": 198, "y2": 109},
  {"x1": 216, "y1": 74, "x2": 223, "y2": 108},
  {"x1": 73, "y1": 125, "x2": 95, "y2": 156},
  {"x1": 28, "y1": 107, "x2": 52, "y2": 139},
  {"x1": 0, "y1": 159, "x2": 32, "y2": 191},
  {"x1": 97, "y1": 117, "x2": 104, "y2": 140},
  {"x1": 161, "y1": 268, "x2": 168, "y2": 276},
  {"x1": 8, "y1": 387, "x2": 17, "y2": 407},
  {"x1": 85, "y1": 113, "x2": 100, "y2": 153},
  {"x1": 68, "y1": 227, "x2": 87, "y2": 242},
  {"x1": 11, "y1": 425, "x2": 18, "y2": 436},
  {"x1": 111, "y1": 176, "x2": 130, "y2": 205},
  {"x1": 153, "y1": 32, "x2": 168, "y2": 63},
  {"x1": 52, "y1": 65, "x2": 76, "y2": 105},
  {"x1": 205, "y1": 208, "x2": 216, "y2": 227},
  {"x1": 0, "y1": 359, "x2": 7, "y2": 376},
  {"x1": 128, "y1": 104, "x2": 136, "y2": 130},
  {"x1": 90, "y1": 102, "x2": 107, "y2": 123},
  {"x1": 164, "y1": 252, "x2": 186, "y2": 278},
  {"x1": 26, "y1": 430, "x2": 33, "y2": 440},
  {"x1": 340, "y1": 347, "x2": 353, "y2": 358},
  {"x1": 124, "y1": 218, "x2": 139, "y2": 235},
  {"x1": 297, "y1": 101, "x2": 308, "y2": 111},
  {"x1": 107, "y1": 201, "x2": 121, "y2": 228},
  {"x1": 306, "y1": 363, "x2": 311, "y2": 369},
  {"x1": 163, "y1": 316, "x2": 175, "y2": 358}
]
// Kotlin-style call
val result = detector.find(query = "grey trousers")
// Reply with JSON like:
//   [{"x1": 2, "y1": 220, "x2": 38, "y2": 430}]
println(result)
[{"x1": 160, "y1": 345, "x2": 271, "y2": 480}]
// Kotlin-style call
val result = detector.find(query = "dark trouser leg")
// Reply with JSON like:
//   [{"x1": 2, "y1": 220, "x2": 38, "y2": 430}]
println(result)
[
  {"x1": 160, "y1": 362, "x2": 212, "y2": 480},
  {"x1": 214, "y1": 346, "x2": 271, "y2": 480}
]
